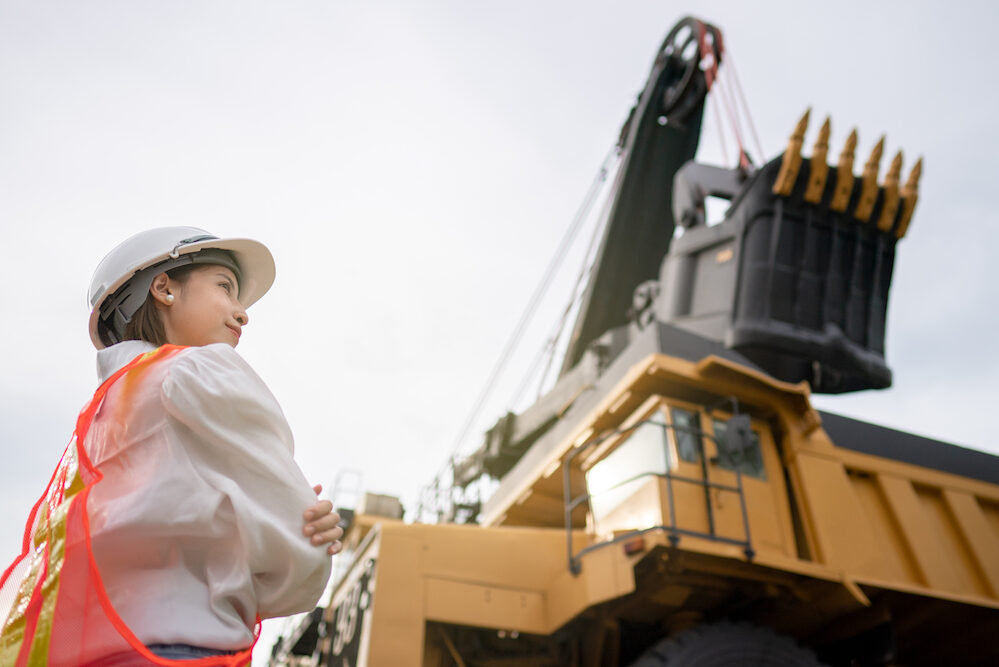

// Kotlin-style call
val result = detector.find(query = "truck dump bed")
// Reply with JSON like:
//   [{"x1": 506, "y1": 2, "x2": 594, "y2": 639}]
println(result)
[{"x1": 820, "y1": 411, "x2": 999, "y2": 487}]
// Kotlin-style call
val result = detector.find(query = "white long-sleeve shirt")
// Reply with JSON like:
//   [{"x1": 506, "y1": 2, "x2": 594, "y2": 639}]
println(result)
[{"x1": 85, "y1": 340, "x2": 330, "y2": 655}]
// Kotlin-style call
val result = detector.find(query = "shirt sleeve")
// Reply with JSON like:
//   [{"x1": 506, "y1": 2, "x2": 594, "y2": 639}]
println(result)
[{"x1": 159, "y1": 344, "x2": 331, "y2": 619}]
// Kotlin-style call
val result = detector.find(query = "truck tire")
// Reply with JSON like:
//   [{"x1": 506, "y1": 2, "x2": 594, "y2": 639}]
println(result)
[{"x1": 628, "y1": 621, "x2": 827, "y2": 667}]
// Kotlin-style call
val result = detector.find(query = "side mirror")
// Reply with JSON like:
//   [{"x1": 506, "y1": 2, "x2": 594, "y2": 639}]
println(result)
[{"x1": 720, "y1": 414, "x2": 754, "y2": 459}]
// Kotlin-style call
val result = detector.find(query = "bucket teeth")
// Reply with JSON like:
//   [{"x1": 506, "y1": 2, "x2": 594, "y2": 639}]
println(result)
[
  {"x1": 803, "y1": 116, "x2": 831, "y2": 203},
  {"x1": 854, "y1": 135, "x2": 885, "y2": 221},
  {"x1": 876, "y1": 151, "x2": 904, "y2": 232},
  {"x1": 772, "y1": 108, "x2": 810, "y2": 196},
  {"x1": 895, "y1": 157, "x2": 923, "y2": 238},
  {"x1": 829, "y1": 129, "x2": 857, "y2": 212},
  {"x1": 768, "y1": 107, "x2": 919, "y2": 240}
]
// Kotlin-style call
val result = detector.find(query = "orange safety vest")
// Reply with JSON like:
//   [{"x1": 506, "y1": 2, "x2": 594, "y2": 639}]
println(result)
[{"x1": 0, "y1": 345, "x2": 258, "y2": 666}]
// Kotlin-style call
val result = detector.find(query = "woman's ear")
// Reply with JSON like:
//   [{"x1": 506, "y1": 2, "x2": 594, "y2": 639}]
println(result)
[{"x1": 149, "y1": 273, "x2": 173, "y2": 306}]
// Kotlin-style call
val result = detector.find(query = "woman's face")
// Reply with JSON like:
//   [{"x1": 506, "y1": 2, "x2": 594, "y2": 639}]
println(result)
[{"x1": 156, "y1": 265, "x2": 247, "y2": 347}]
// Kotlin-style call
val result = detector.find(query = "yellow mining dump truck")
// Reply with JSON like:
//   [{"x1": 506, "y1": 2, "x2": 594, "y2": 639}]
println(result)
[{"x1": 269, "y1": 17, "x2": 999, "y2": 667}]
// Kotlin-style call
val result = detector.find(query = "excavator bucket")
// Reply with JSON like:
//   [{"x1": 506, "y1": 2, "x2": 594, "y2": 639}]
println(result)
[{"x1": 664, "y1": 112, "x2": 922, "y2": 392}]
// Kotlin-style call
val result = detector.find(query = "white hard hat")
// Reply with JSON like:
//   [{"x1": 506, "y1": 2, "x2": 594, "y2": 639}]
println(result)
[{"x1": 88, "y1": 226, "x2": 276, "y2": 349}]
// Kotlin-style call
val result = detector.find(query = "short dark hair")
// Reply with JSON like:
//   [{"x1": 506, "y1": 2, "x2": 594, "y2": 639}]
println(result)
[{"x1": 121, "y1": 264, "x2": 203, "y2": 346}]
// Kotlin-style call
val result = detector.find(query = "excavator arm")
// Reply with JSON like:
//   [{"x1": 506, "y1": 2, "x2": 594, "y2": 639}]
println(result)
[
  {"x1": 560, "y1": 17, "x2": 723, "y2": 375},
  {"x1": 449, "y1": 15, "x2": 921, "y2": 499}
]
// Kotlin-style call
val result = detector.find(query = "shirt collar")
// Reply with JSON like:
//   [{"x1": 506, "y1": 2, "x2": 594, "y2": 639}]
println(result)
[{"x1": 96, "y1": 340, "x2": 157, "y2": 384}]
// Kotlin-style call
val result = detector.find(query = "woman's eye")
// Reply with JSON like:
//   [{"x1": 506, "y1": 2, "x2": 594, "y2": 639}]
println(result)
[{"x1": 220, "y1": 282, "x2": 232, "y2": 292}]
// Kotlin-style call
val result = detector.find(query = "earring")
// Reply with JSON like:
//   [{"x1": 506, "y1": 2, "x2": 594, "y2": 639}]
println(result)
[{"x1": 165, "y1": 294, "x2": 175, "y2": 304}]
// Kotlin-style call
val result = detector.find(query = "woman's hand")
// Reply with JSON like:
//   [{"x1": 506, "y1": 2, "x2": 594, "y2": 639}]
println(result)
[{"x1": 303, "y1": 484, "x2": 344, "y2": 556}]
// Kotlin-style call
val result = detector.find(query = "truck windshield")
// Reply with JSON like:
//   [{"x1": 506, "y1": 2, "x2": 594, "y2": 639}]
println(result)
[{"x1": 585, "y1": 419, "x2": 670, "y2": 523}]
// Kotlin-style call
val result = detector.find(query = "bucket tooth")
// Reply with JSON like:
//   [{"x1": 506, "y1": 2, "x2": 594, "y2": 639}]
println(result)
[
  {"x1": 803, "y1": 116, "x2": 831, "y2": 203},
  {"x1": 876, "y1": 150, "x2": 903, "y2": 232},
  {"x1": 773, "y1": 108, "x2": 810, "y2": 197},
  {"x1": 830, "y1": 129, "x2": 857, "y2": 212},
  {"x1": 895, "y1": 156, "x2": 923, "y2": 238},
  {"x1": 854, "y1": 135, "x2": 884, "y2": 221}
]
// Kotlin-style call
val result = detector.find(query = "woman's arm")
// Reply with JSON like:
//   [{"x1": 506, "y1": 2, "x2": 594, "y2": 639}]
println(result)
[{"x1": 160, "y1": 344, "x2": 333, "y2": 618}]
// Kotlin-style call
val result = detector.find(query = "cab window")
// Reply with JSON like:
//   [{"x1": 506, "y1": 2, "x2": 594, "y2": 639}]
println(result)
[
  {"x1": 585, "y1": 419, "x2": 669, "y2": 523},
  {"x1": 670, "y1": 407, "x2": 702, "y2": 463},
  {"x1": 711, "y1": 418, "x2": 766, "y2": 480}
]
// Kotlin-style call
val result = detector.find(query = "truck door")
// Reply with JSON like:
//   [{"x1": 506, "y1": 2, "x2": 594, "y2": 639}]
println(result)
[{"x1": 669, "y1": 405, "x2": 795, "y2": 557}]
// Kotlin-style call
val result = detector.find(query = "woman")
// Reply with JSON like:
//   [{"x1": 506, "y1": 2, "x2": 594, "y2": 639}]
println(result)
[{"x1": 1, "y1": 227, "x2": 343, "y2": 666}]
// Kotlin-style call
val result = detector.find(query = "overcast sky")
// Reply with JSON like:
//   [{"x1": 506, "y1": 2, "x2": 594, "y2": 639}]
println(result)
[{"x1": 2, "y1": 1, "x2": 997, "y2": 661}]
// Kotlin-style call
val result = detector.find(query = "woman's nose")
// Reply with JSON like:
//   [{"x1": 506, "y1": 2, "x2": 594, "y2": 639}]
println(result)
[{"x1": 234, "y1": 309, "x2": 248, "y2": 326}]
